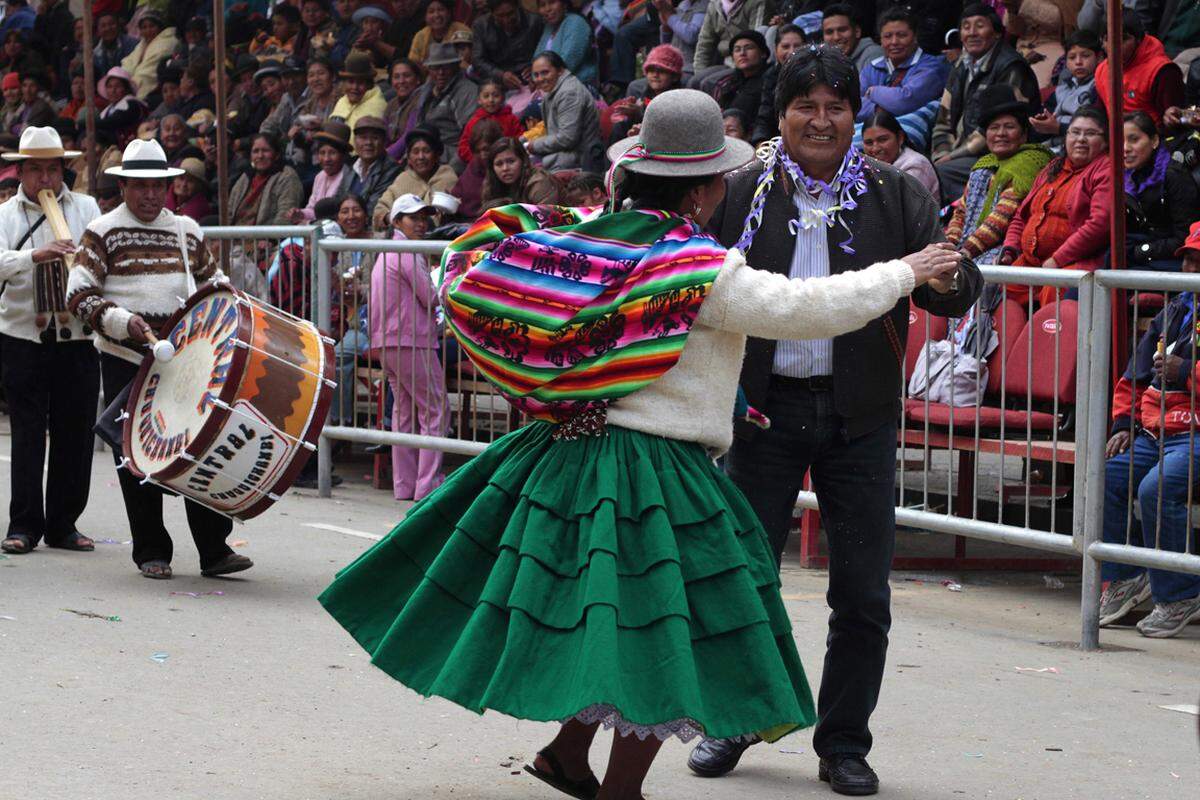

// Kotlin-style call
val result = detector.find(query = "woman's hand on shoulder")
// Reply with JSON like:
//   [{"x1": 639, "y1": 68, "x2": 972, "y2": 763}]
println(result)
[{"x1": 901, "y1": 242, "x2": 961, "y2": 288}]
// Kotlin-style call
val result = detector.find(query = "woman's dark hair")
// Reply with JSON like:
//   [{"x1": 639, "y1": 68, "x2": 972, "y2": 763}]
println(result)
[
  {"x1": 313, "y1": 196, "x2": 341, "y2": 220},
  {"x1": 405, "y1": 126, "x2": 444, "y2": 157},
  {"x1": 960, "y1": 3, "x2": 1003, "y2": 33},
  {"x1": 389, "y1": 56, "x2": 421, "y2": 77},
  {"x1": 775, "y1": 44, "x2": 861, "y2": 117},
  {"x1": 488, "y1": 0, "x2": 517, "y2": 10},
  {"x1": 533, "y1": 50, "x2": 566, "y2": 71},
  {"x1": 478, "y1": 77, "x2": 505, "y2": 96},
  {"x1": 482, "y1": 137, "x2": 531, "y2": 200},
  {"x1": 877, "y1": 5, "x2": 917, "y2": 34},
  {"x1": 862, "y1": 108, "x2": 905, "y2": 145},
  {"x1": 1120, "y1": 14, "x2": 1146, "y2": 40},
  {"x1": 1124, "y1": 110, "x2": 1158, "y2": 141},
  {"x1": 822, "y1": 3, "x2": 859, "y2": 25},
  {"x1": 1045, "y1": 105, "x2": 1109, "y2": 179},
  {"x1": 185, "y1": 60, "x2": 211, "y2": 89},
  {"x1": 566, "y1": 171, "x2": 604, "y2": 194},
  {"x1": 424, "y1": 0, "x2": 453, "y2": 13},
  {"x1": 469, "y1": 117, "x2": 503, "y2": 152},
  {"x1": 252, "y1": 132, "x2": 282, "y2": 156},
  {"x1": 1064, "y1": 28, "x2": 1102, "y2": 54},
  {"x1": 308, "y1": 55, "x2": 336, "y2": 76},
  {"x1": 273, "y1": 4, "x2": 301, "y2": 24},
  {"x1": 619, "y1": 170, "x2": 717, "y2": 213},
  {"x1": 776, "y1": 23, "x2": 803, "y2": 42},
  {"x1": 337, "y1": 193, "x2": 369, "y2": 217}
]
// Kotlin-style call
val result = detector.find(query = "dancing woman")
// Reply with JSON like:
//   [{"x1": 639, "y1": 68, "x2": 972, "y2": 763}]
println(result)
[{"x1": 318, "y1": 89, "x2": 961, "y2": 799}]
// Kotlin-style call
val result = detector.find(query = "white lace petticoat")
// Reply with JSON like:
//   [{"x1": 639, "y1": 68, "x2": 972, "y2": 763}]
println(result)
[{"x1": 568, "y1": 704, "x2": 759, "y2": 744}]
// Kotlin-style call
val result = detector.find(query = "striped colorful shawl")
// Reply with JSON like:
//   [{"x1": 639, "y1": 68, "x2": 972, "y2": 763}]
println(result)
[{"x1": 439, "y1": 204, "x2": 728, "y2": 422}]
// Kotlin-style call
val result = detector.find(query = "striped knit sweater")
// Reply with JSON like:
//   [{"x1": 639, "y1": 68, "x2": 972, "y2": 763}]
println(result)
[
  {"x1": 66, "y1": 204, "x2": 223, "y2": 362},
  {"x1": 945, "y1": 185, "x2": 1022, "y2": 261}
]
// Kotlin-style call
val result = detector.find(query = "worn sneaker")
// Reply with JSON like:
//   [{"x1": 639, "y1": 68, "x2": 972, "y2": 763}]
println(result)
[
  {"x1": 1098, "y1": 574, "x2": 1151, "y2": 626},
  {"x1": 1136, "y1": 596, "x2": 1200, "y2": 638}
]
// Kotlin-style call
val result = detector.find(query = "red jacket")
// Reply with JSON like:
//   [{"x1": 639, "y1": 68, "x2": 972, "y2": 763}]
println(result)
[
  {"x1": 458, "y1": 105, "x2": 525, "y2": 164},
  {"x1": 1112, "y1": 293, "x2": 1200, "y2": 437},
  {"x1": 1095, "y1": 35, "x2": 1182, "y2": 126},
  {"x1": 1004, "y1": 155, "x2": 1112, "y2": 272}
]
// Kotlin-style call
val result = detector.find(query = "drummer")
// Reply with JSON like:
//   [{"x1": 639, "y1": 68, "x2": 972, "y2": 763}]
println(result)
[
  {"x1": 65, "y1": 138, "x2": 253, "y2": 580},
  {"x1": 0, "y1": 126, "x2": 102, "y2": 555}
]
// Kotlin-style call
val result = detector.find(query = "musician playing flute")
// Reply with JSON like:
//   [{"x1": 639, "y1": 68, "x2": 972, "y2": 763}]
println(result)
[
  {"x1": 0, "y1": 126, "x2": 101, "y2": 555},
  {"x1": 66, "y1": 139, "x2": 253, "y2": 580}
]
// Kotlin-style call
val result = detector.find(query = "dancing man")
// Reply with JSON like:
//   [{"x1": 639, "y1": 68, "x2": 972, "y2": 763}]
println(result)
[
  {"x1": 687, "y1": 46, "x2": 983, "y2": 796},
  {"x1": 65, "y1": 138, "x2": 253, "y2": 580},
  {"x1": 0, "y1": 126, "x2": 102, "y2": 555}
]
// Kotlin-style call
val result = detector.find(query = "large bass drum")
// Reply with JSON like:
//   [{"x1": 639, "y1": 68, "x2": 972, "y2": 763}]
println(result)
[{"x1": 122, "y1": 282, "x2": 335, "y2": 520}]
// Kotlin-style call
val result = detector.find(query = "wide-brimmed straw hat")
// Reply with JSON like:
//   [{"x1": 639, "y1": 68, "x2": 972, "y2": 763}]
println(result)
[
  {"x1": 105, "y1": 138, "x2": 185, "y2": 179},
  {"x1": 605, "y1": 89, "x2": 754, "y2": 178},
  {"x1": 1, "y1": 125, "x2": 82, "y2": 161}
]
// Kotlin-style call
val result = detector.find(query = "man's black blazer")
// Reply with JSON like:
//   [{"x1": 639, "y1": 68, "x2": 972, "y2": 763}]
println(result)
[{"x1": 711, "y1": 156, "x2": 983, "y2": 441}]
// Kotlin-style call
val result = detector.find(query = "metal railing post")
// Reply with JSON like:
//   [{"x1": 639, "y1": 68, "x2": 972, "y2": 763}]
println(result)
[
  {"x1": 1072, "y1": 274, "x2": 1094, "y2": 551},
  {"x1": 1080, "y1": 283, "x2": 1111, "y2": 651},
  {"x1": 314, "y1": 226, "x2": 334, "y2": 498}
]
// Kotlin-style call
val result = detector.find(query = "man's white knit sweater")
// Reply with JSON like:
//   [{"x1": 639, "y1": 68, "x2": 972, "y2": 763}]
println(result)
[
  {"x1": 606, "y1": 249, "x2": 915, "y2": 456},
  {"x1": 66, "y1": 203, "x2": 222, "y2": 363}
]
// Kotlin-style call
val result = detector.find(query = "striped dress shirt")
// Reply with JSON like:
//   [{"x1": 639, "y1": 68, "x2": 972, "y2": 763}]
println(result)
[{"x1": 772, "y1": 186, "x2": 837, "y2": 378}]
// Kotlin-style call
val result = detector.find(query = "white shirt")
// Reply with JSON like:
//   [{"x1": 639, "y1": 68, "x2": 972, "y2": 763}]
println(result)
[
  {"x1": 772, "y1": 187, "x2": 837, "y2": 378},
  {"x1": 0, "y1": 185, "x2": 101, "y2": 343}
]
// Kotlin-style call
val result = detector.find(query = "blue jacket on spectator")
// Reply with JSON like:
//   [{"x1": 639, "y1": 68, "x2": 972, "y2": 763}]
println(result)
[
  {"x1": 857, "y1": 48, "x2": 950, "y2": 122},
  {"x1": 536, "y1": 12, "x2": 597, "y2": 86},
  {"x1": 0, "y1": 5, "x2": 35, "y2": 35}
]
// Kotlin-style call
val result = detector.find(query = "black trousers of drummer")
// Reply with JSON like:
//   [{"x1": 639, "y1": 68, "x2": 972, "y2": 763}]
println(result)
[
  {"x1": 100, "y1": 354, "x2": 234, "y2": 570},
  {"x1": 0, "y1": 333, "x2": 99, "y2": 544}
]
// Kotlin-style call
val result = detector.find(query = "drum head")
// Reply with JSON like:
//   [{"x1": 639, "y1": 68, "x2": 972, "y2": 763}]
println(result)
[{"x1": 126, "y1": 288, "x2": 243, "y2": 477}]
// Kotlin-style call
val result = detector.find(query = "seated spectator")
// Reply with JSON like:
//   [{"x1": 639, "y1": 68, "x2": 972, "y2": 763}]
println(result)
[
  {"x1": 166, "y1": 157, "x2": 212, "y2": 220},
  {"x1": 285, "y1": 56, "x2": 339, "y2": 168},
  {"x1": 472, "y1": 0, "x2": 544, "y2": 89},
  {"x1": 328, "y1": 193, "x2": 378, "y2": 432},
  {"x1": 149, "y1": 64, "x2": 184, "y2": 120},
  {"x1": 932, "y1": 3, "x2": 1041, "y2": 204},
  {"x1": 374, "y1": 126, "x2": 459, "y2": 227},
  {"x1": 943, "y1": 88, "x2": 1051, "y2": 263},
  {"x1": 1095, "y1": 15, "x2": 1185, "y2": 128},
  {"x1": 93, "y1": 11, "x2": 137, "y2": 76},
  {"x1": 415, "y1": 42, "x2": 477, "y2": 170},
  {"x1": 458, "y1": 78, "x2": 524, "y2": 164},
  {"x1": 349, "y1": 4, "x2": 395, "y2": 73},
  {"x1": 261, "y1": 56, "x2": 309, "y2": 141},
  {"x1": 1123, "y1": 111, "x2": 1199, "y2": 272},
  {"x1": 449, "y1": 28, "x2": 479, "y2": 80},
  {"x1": 606, "y1": 0, "x2": 667, "y2": 96},
  {"x1": 14, "y1": 72, "x2": 56, "y2": 134},
  {"x1": 690, "y1": 0, "x2": 768, "y2": 92},
  {"x1": 177, "y1": 60, "x2": 215, "y2": 119},
  {"x1": 298, "y1": 0, "x2": 338, "y2": 62},
  {"x1": 383, "y1": 57, "x2": 423, "y2": 159},
  {"x1": 534, "y1": 0, "x2": 597, "y2": 87},
  {"x1": 482, "y1": 135, "x2": 561, "y2": 208},
  {"x1": 527, "y1": 51, "x2": 602, "y2": 171},
  {"x1": 251, "y1": 2, "x2": 303, "y2": 60},
  {"x1": 93, "y1": 172, "x2": 121, "y2": 213},
  {"x1": 452, "y1": 117, "x2": 504, "y2": 219},
  {"x1": 228, "y1": 133, "x2": 305, "y2": 296},
  {"x1": 176, "y1": 16, "x2": 213, "y2": 67},
  {"x1": 1000, "y1": 106, "x2": 1112, "y2": 307},
  {"x1": 95, "y1": 66, "x2": 147, "y2": 146},
  {"x1": 856, "y1": 6, "x2": 949, "y2": 153},
  {"x1": 861, "y1": 108, "x2": 941, "y2": 199},
  {"x1": 1008, "y1": 0, "x2": 1083, "y2": 88},
  {"x1": 349, "y1": 115, "x2": 402, "y2": 211},
  {"x1": 749, "y1": 23, "x2": 803, "y2": 144},
  {"x1": 0, "y1": 175, "x2": 17, "y2": 203},
  {"x1": 656, "y1": 0, "x2": 705, "y2": 85},
  {"x1": 0, "y1": 0, "x2": 34, "y2": 35},
  {"x1": 159, "y1": 113, "x2": 202, "y2": 165},
  {"x1": 564, "y1": 170, "x2": 606, "y2": 206},
  {"x1": 1099, "y1": 228, "x2": 1200, "y2": 638},
  {"x1": 820, "y1": 3, "x2": 882, "y2": 73},
  {"x1": 409, "y1": 0, "x2": 471, "y2": 64},
  {"x1": 712, "y1": 30, "x2": 768, "y2": 134},
  {"x1": 120, "y1": 9, "x2": 179, "y2": 101},
  {"x1": 60, "y1": 66, "x2": 87, "y2": 121},
  {"x1": 723, "y1": 108, "x2": 749, "y2": 141},
  {"x1": 610, "y1": 44, "x2": 685, "y2": 143},
  {"x1": 0, "y1": 73, "x2": 19, "y2": 135},
  {"x1": 370, "y1": 193, "x2": 448, "y2": 501},
  {"x1": 291, "y1": 119, "x2": 357, "y2": 222},
  {"x1": 0, "y1": 30, "x2": 45, "y2": 81},
  {"x1": 1029, "y1": 28, "x2": 1101, "y2": 152},
  {"x1": 331, "y1": 53, "x2": 388, "y2": 130},
  {"x1": 232, "y1": 63, "x2": 288, "y2": 153}
]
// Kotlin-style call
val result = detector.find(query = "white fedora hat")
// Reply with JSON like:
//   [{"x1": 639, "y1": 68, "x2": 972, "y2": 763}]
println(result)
[
  {"x1": 1, "y1": 125, "x2": 82, "y2": 161},
  {"x1": 105, "y1": 138, "x2": 184, "y2": 179}
]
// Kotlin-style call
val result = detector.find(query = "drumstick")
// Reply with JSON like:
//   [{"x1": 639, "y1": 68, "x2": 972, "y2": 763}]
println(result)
[{"x1": 144, "y1": 330, "x2": 176, "y2": 363}]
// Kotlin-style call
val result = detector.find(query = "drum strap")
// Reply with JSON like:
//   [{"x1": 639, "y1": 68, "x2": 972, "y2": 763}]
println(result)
[
  {"x1": 175, "y1": 220, "x2": 197, "y2": 296},
  {"x1": 0, "y1": 214, "x2": 47, "y2": 302}
]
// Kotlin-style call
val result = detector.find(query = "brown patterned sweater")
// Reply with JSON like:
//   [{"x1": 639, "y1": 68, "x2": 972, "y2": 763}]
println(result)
[{"x1": 66, "y1": 204, "x2": 223, "y2": 362}]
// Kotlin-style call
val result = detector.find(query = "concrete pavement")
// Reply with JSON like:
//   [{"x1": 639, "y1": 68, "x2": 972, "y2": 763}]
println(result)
[{"x1": 0, "y1": 427, "x2": 1197, "y2": 800}]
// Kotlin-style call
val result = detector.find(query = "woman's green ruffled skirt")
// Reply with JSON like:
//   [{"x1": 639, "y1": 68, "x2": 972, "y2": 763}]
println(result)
[{"x1": 318, "y1": 422, "x2": 816, "y2": 741}]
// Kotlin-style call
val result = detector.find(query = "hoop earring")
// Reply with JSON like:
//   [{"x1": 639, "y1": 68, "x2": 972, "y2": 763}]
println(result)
[{"x1": 693, "y1": 203, "x2": 702, "y2": 217}]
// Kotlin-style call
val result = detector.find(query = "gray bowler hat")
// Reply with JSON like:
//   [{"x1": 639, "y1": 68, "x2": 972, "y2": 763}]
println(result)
[{"x1": 606, "y1": 89, "x2": 755, "y2": 177}]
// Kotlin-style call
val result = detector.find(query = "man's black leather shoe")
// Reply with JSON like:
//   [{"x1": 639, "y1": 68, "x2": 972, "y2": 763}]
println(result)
[
  {"x1": 686, "y1": 736, "x2": 759, "y2": 777},
  {"x1": 819, "y1": 756, "x2": 879, "y2": 796}
]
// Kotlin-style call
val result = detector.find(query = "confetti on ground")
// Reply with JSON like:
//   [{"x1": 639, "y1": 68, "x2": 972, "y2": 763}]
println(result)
[
  {"x1": 0, "y1": 614, "x2": 15, "y2": 620},
  {"x1": 778, "y1": 748, "x2": 804, "y2": 755},
  {"x1": 150, "y1": 652, "x2": 169, "y2": 664},
  {"x1": 1014, "y1": 666, "x2": 1060, "y2": 674},
  {"x1": 963, "y1": 753, "x2": 984, "y2": 758},
  {"x1": 942, "y1": 580, "x2": 963, "y2": 592},
  {"x1": 231, "y1": 540, "x2": 249, "y2": 547},
  {"x1": 169, "y1": 591, "x2": 226, "y2": 598},
  {"x1": 94, "y1": 538, "x2": 131, "y2": 545},
  {"x1": 1158, "y1": 704, "x2": 1199, "y2": 716},
  {"x1": 62, "y1": 608, "x2": 120, "y2": 622}
]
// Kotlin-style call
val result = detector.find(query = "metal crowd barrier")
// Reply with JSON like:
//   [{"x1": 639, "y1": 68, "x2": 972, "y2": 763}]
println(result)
[{"x1": 195, "y1": 228, "x2": 1200, "y2": 649}]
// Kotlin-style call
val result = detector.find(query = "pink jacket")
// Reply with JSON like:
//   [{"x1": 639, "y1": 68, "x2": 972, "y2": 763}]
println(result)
[{"x1": 369, "y1": 231, "x2": 441, "y2": 350}]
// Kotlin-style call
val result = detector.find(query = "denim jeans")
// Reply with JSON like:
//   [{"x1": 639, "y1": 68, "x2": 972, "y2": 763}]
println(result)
[
  {"x1": 607, "y1": 14, "x2": 660, "y2": 86},
  {"x1": 727, "y1": 377, "x2": 897, "y2": 758},
  {"x1": 1102, "y1": 431, "x2": 1200, "y2": 603},
  {"x1": 331, "y1": 328, "x2": 369, "y2": 425}
]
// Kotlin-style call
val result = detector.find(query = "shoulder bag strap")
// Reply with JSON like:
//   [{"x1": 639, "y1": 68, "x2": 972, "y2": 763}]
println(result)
[{"x1": 176, "y1": 219, "x2": 198, "y2": 296}]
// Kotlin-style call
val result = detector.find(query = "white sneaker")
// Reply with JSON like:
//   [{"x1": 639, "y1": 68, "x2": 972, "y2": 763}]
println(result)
[
  {"x1": 1136, "y1": 596, "x2": 1200, "y2": 638},
  {"x1": 1098, "y1": 574, "x2": 1151, "y2": 626}
]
